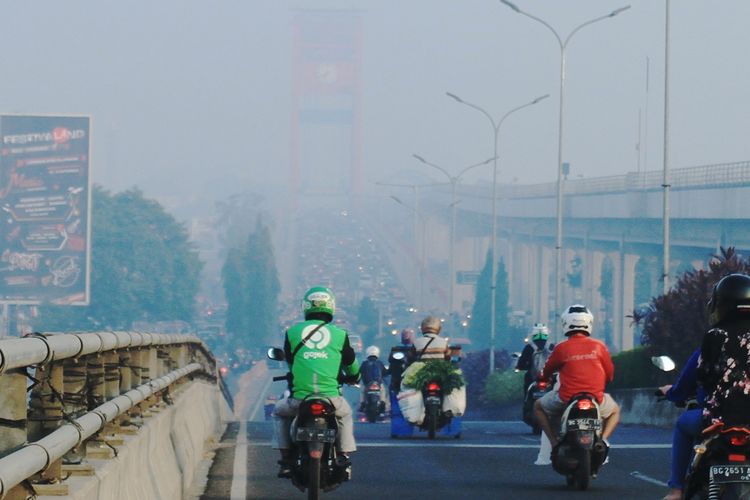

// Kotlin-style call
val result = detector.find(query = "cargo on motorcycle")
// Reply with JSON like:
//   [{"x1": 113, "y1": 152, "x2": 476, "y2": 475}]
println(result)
[{"x1": 393, "y1": 316, "x2": 466, "y2": 439}]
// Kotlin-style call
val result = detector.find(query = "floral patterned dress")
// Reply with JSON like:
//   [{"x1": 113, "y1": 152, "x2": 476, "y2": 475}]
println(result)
[{"x1": 697, "y1": 325, "x2": 750, "y2": 426}]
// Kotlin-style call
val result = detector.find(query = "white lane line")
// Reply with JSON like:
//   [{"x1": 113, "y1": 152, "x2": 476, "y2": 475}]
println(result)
[
  {"x1": 229, "y1": 420, "x2": 248, "y2": 500},
  {"x1": 248, "y1": 375, "x2": 274, "y2": 422},
  {"x1": 631, "y1": 471, "x2": 669, "y2": 487},
  {"x1": 240, "y1": 440, "x2": 670, "y2": 450},
  {"x1": 520, "y1": 436, "x2": 541, "y2": 443}
]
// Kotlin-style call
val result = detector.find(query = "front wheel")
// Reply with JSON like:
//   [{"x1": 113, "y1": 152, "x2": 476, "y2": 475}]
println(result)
[{"x1": 307, "y1": 457, "x2": 321, "y2": 500}]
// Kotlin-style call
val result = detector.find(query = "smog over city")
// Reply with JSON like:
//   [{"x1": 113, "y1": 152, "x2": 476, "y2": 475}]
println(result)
[{"x1": 3, "y1": 1, "x2": 750, "y2": 497}]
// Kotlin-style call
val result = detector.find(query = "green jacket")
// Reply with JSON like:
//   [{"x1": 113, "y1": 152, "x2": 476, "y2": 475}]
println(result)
[{"x1": 283, "y1": 320, "x2": 360, "y2": 399}]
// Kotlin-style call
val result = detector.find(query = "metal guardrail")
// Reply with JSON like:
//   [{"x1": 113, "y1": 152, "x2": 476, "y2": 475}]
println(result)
[
  {"x1": 0, "y1": 331, "x2": 217, "y2": 499},
  {"x1": 458, "y1": 160, "x2": 750, "y2": 200}
]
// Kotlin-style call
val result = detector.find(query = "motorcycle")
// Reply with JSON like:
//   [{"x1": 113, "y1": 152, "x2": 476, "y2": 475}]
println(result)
[
  {"x1": 422, "y1": 379, "x2": 445, "y2": 439},
  {"x1": 523, "y1": 377, "x2": 554, "y2": 435},
  {"x1": 685, "y1": 423, "x2": 750, "y2": 499},
  {"x1": 363, "y1": 380, "x2": 386, "y2": 423},
  {"x1": 551, "y1": 392, "x2": 609, "y2": 490},
  {"x1": 267, "y1": 348, "x2": 351, "y2": 500},
  {"x1": 652, "y1": 355, "x2": 750, "y2": 499}
]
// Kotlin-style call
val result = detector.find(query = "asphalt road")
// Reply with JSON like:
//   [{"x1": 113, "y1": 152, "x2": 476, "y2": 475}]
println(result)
[{"x1": 201, "y1": 419, "x2": 673, "y2": 500}]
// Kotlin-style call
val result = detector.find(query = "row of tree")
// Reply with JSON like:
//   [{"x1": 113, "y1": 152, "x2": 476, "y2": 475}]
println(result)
[
  {"x1": 221, "y1": 217, "x2": 280, "y2": 348},
  {"x1": 36, "y1": 186, "x2": 202, "y2": 331}
]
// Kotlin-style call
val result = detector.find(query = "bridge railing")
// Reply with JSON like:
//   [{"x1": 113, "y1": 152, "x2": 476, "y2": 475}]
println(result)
[
  {"x1": 0, "y1": 331, "x2": 218, "y2": 499},
  {"x1": 458, "y1": 160, "x2": 750, "y2": 201}
]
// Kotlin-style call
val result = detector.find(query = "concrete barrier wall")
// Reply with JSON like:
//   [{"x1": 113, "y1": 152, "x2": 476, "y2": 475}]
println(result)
[
  {"x1": 44, "y1": 381, "x2": 229, "y2": 500},
  {"x1": 611, "y1": 388, "x2": 684, "y2": 428}
]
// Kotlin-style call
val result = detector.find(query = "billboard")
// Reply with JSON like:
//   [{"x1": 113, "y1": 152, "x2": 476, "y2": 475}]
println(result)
[{"x1": 0, "y1": 115, "x2": 91, "y2": 305}]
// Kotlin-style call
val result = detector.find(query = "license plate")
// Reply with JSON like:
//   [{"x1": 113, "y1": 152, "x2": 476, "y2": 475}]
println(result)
[
  {"x1": 567, "y1": 418, "x2": 602, "y2": 431},
  {"x1": 710, "y1": 465, "x2": 750, "y2": 484},
  {"x1": 425, "y1": 396, "x2": 441, "y2": 404},
  {"x1": 296, "y1": 427, "x2": 336, "y2": 443}
]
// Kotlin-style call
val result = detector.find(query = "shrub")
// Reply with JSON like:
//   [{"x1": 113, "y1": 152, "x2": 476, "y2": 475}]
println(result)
[
  {"x1": 484, "y1": 369, "x2": 525, "y2": 405},
  {"x1": 608, "y1": 347, "x2": 672, "y2": 390},
  {"x1": 633, "y1": 247, "x2": 750, "y2": 367},
  {"x1": 461, "y1": 349, "x2": 512, "y2": 406}
]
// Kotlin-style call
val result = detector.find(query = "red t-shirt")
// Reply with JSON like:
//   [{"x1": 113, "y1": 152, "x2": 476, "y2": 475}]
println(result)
[{"x1": 541, "y1": 334, "x2": 614, "y2": 403}]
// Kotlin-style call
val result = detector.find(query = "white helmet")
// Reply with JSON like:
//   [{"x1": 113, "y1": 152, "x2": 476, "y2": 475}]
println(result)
[
  {"x1": 561, "y1": 304, "x2": 594, "y2": 336},
  {"x1": 366, "y1": 345, "x2": 380, "y2": 358}
]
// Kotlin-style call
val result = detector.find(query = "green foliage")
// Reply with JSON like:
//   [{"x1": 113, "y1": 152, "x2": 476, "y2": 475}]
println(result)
[
  {"x1": 608, "y1": 347, "x2": 671, "y2": 389},
  {"x1": 222, "y1": 216, "x2": 280, "y2": 347},
  {"x1": 484, "y1": 369, "x2": 525, "y2": 405},
  {"x1": 633, "y1": 247, "x2": 750, "y2": 367},
  {"x1": 355, "y1": 296, "x2": 379, "y2": 345},
  {"x1": 402, "y1": 361, "x2": 465, "y2": 393},
  {"x1": 36, "y1": 186, "x2": 202, "y2": 331},
  {"x1": 469, "y1": 252, "x2": 511, "y2": 350}
]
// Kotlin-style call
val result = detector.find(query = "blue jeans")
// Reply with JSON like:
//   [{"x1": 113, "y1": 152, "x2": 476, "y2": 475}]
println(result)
[{"x1": 669, "y1": 408, "x2": 703, "y2": 489}]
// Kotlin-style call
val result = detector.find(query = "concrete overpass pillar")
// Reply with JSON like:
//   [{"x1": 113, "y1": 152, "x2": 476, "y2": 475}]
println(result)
[
  {"x1": 619, "y1": 253, "x2": 639, "y2": 351},
  {"x1": 538, "y1": 245, "x2": 553, "y2": 331}
]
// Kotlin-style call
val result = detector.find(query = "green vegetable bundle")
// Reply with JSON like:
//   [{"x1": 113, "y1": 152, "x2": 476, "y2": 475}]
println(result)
[{"x1": 401, "y1": 360, "x2": 465, "y2": 393}]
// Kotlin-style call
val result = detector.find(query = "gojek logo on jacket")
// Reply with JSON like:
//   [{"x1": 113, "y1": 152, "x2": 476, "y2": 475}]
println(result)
[{"x1": 301, "y1": 324, "x2": 331, "y2": 359}]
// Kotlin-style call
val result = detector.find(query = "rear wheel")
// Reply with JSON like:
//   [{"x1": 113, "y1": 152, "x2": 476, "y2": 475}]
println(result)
[
  {"x1": 427, "y1": 405, "x2": 438, "y2": 439},
  {"x1": 575, "y1": 451, "x2": 591, "y2": 491},
  {"x1": 366, "y1": 404, "x2": 378, "y2": 423},
  {"x1": 307, "y1": 457, "x2": 321, "y2": 500}
]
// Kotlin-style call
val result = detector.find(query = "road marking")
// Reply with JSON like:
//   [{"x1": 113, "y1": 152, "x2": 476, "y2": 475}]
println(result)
[
  {"x1": 241, "y1": 440, "x2": 670, "y2": 450},
  {"x1": 230, "y1": 420, "x2": 248, "y2": 500},
  {"x1": 521, "y1": 436, "x2": 541, "y2": 443},
  {"x1": 631, "y1": 471, "x2": 669, "y2": 487},
  {"x1": 249, "y1": 375, "x2": 274, "y2": 422}
]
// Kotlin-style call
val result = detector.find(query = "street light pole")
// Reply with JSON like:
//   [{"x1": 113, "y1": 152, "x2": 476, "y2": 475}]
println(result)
[
  {"x1": 662, "y1": 0, "x2": 671, "y2": 294},
  {"x1": 446, "y1": 92, "x2": 549, "y2": 374},
  {"x1": 412, "y1": 154, "x2": 495, "y2": 315},
  {"x1": 500, "y1": 0, "x2": 630, "y2": 339}
]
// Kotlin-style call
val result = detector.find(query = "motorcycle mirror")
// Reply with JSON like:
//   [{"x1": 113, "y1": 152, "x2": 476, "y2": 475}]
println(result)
[
  {"x1": 267, "y1": 347, "x2": 285, "y2": 361},
  {"x1": 511, "y1": 352, "x2": 522, "y2": 359},
  {"x1": 391, "y1": 351, "x2": 405, "y2": 361},
  {"x1": 651, "y1": 355, "x2": 676, "y2": 372}
]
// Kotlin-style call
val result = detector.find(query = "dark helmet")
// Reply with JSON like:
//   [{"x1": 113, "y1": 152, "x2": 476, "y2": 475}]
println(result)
[{"x1": 708, "y1": 274, "x2": 750, "y2": 326}]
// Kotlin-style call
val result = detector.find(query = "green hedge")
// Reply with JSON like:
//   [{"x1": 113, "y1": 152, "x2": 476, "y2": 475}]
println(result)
[
  {"x1": 484, "y1": 369, "x2": 525, "y2": 405},
  {"x1": 609, "y1": 347, "x2": 672, "y2": 389}
]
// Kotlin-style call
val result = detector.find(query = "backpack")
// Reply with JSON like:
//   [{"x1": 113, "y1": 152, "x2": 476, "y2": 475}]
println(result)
[{"x1": 530, "y1": 344, "x2": 552, "y2": 379}]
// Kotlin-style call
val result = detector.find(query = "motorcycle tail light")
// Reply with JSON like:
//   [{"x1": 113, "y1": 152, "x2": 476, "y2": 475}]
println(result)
[
  {"x1": 730, "y1": 434, "x2": 750, "y2": 447},
  {"x1": 369, "y1": 382, "x2": 380, "y2": 390},
  {"x1": 576, "y1": 399, "x2": 594, "y2": 411},
  {"x1": 729, "y1": 453, "x2": 747, "y2": 462},
  {"x1": 427, "y1": 382, "x2": 440, "y2": 392},
  {"x1": 310, "y1": 402, "x2": 326, "y2": 415},
  {"x1": 537, "y1": 381, "x2": 548, "y2": 390}
]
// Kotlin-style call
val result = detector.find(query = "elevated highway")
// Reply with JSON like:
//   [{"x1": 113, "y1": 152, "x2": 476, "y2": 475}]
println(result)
[{"x1": 379, "y1": 160, "x2": 750, "y2": 350}]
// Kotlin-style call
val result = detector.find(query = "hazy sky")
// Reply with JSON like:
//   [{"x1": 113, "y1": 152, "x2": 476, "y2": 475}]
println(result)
[{"x1": 2, "y1": 0, "x2": 749, "y2": 217}]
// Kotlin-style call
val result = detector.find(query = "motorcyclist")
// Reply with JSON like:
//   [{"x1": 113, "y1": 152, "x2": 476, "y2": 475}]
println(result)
[
  {"x1": 412, "y1": 316, "x2": 450, "y2": 361},
  {"x1": 534, "y1": 304, "x2": 620, "y2": 448},
  {"x1": 359, "y1": 345, "x2": 387, "y2": 412},
  {"x1": 697, "y1": 273, "x2": 750, "y2": 428},
  {"x1": 389, "y1": 328, "x2": 415, "y2": 391},
  {"x1": 516, "y1": 323, "x2": 554, "y2": 390},
  {"x1": 272, "y1": 286, "x2": 360, "y2": 478},
  {"x1": 659, "y1": 348, "x2": 705, "y2": 500}
]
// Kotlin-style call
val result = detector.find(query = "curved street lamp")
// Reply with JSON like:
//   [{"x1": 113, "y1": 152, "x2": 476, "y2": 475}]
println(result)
[
  {"x1": 446, "y1": 92, "x2": 549, "y2": 373},
  {"x1": 499, "y1": 0, "x2": 631, "y2": 338},
  {"x1": 412, "y1": 154, "x2": 496, "y2": 315}
]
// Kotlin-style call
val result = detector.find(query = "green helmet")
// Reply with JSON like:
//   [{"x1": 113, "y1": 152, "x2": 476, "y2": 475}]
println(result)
[{"x1": 302, "y1": 286, "x2": 336, "y2": 319}]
